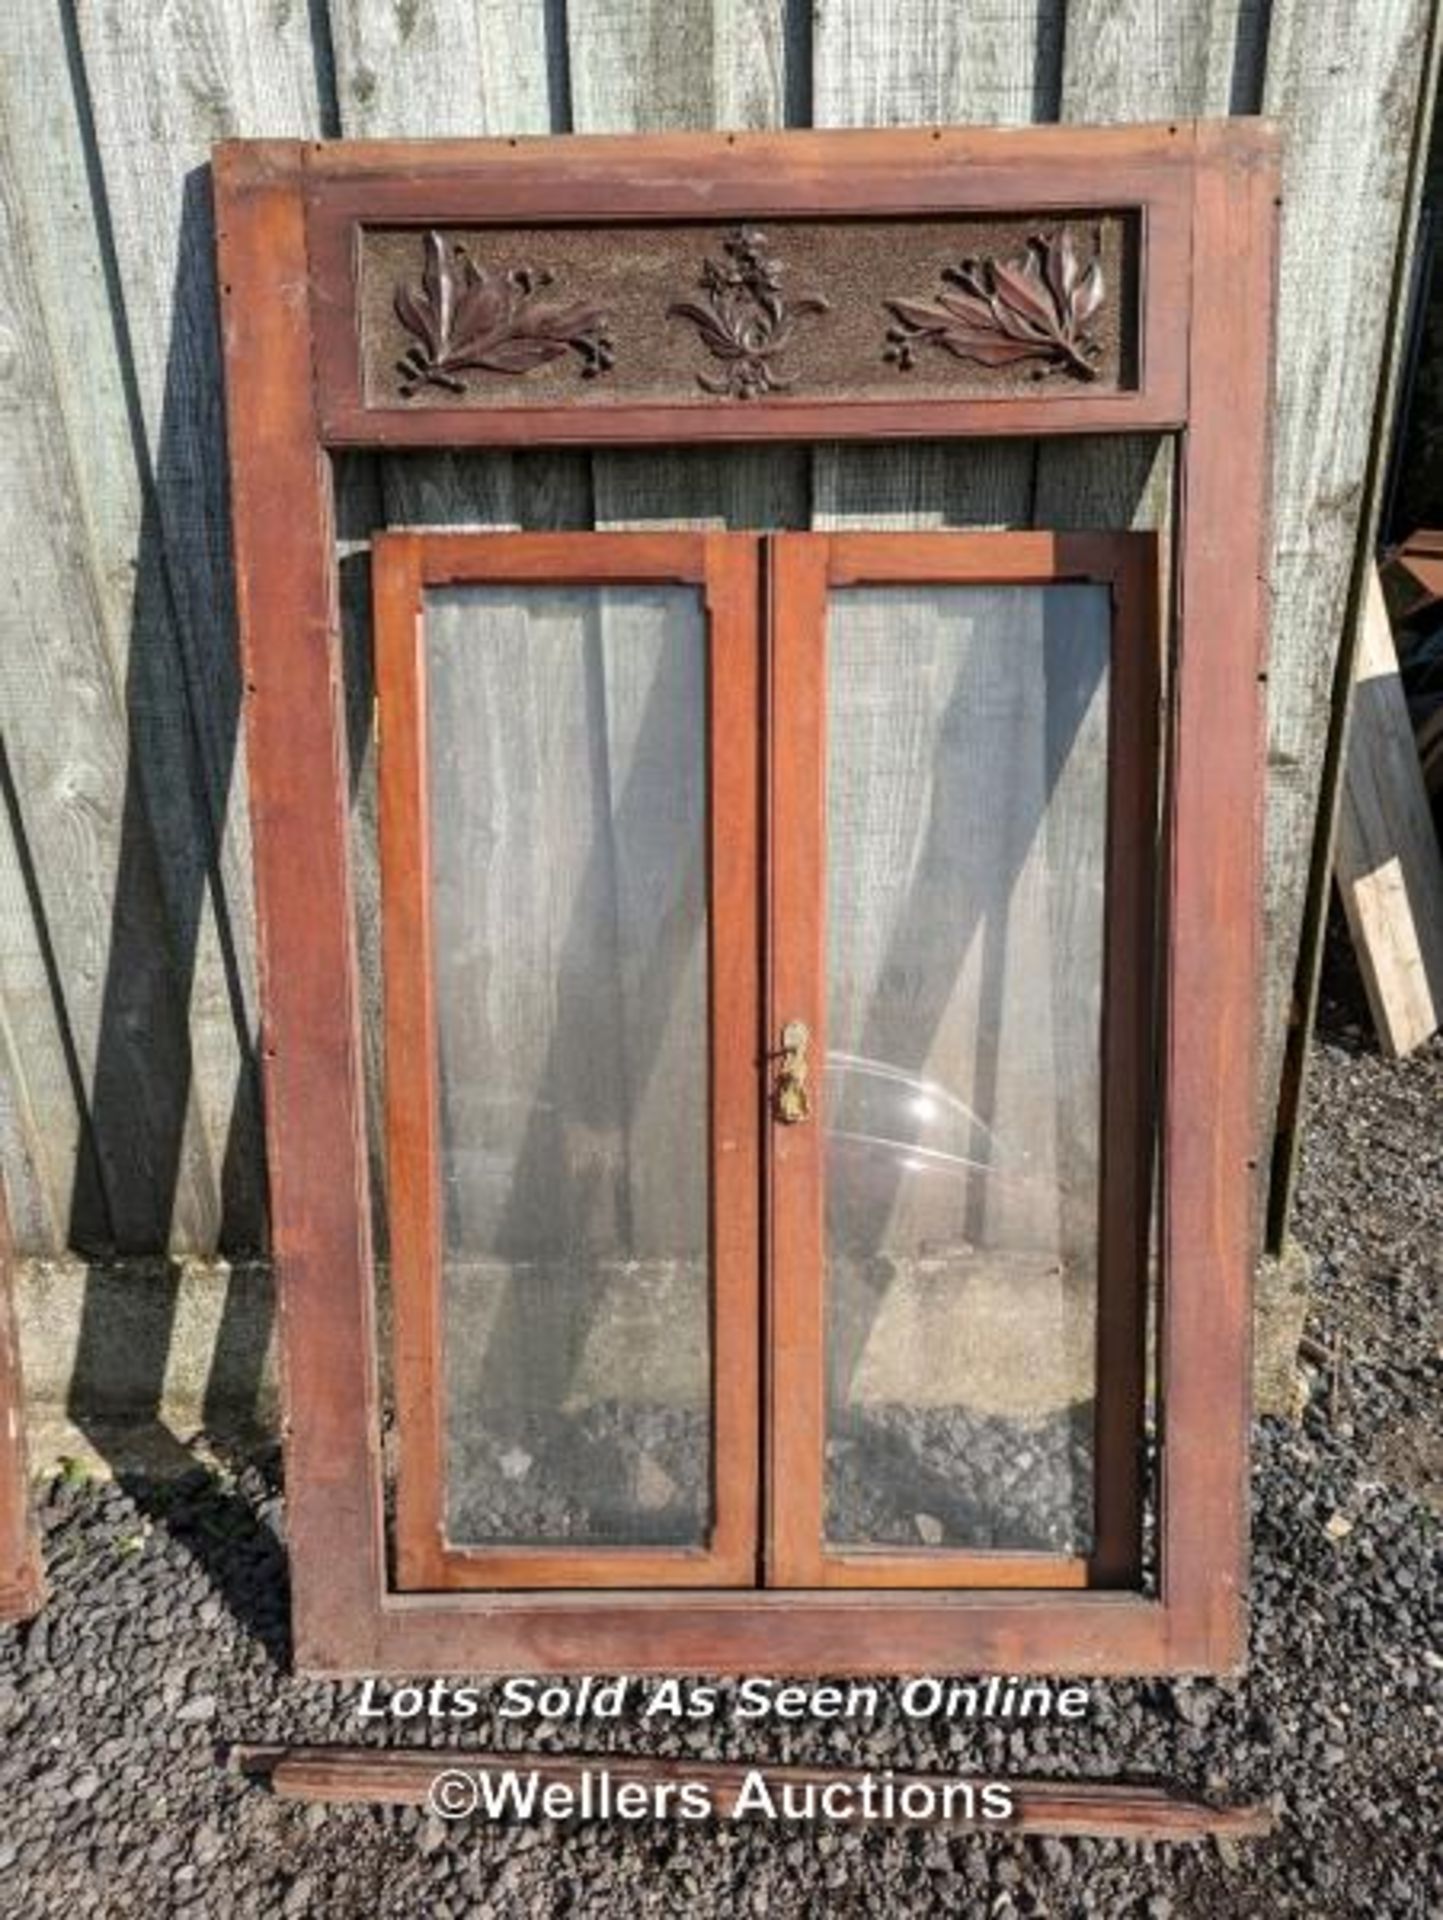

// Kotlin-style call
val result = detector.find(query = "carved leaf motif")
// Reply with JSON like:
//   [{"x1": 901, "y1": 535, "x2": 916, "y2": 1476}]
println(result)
[
  {"x1": 393, "y1": 232, "x2": 613, "y2": 396},
  {"x1": 885, "y1": 230, "x2": 1106, "y2": 381},
  {"x1": 941, "y1": 334, "x2": 1055, "y2": 367},
  {"x1": 447, "y1": 267, "x2": 508, "y2": 357},
  {"x1": 1074, "y1": 261, "x2": 1105, "y2": 326},
  {"x1": 669, "y1": 227, "x2": 830, "y2": 399},
  {"x1": 991, "y1": 257, "x2": 1058, "y2": 335},
  {"x1": 473, "y1": 337, "x2": 572, "y2": 373},
  {"x1": 394, "y1": 282, "x2": 434, "y2": 351},
  {"x1": 936, "y1": 288, "x2": 995, "y2": 329}
]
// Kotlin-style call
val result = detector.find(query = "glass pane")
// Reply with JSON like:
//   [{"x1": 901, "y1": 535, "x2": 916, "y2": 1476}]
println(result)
[
  {"x1": 425, "y1": 583, "x2": 710, "y2": 1547},
  {"x1": 824, "y1": 583, "x2": 1110, "y2": 1554}
]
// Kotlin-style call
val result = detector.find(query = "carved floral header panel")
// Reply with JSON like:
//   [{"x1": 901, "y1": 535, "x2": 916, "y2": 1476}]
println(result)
[
  {"x1": 310, "y1": 210, "x2": 1143, "y2": 439},
  {"x1": 353, "y1": 216, "x2": 1133, "y2": 413}
]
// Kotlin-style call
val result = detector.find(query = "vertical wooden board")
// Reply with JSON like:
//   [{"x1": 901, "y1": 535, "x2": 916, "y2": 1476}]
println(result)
[
  {"x1": 811, "y1": 0, "x2": 1062, "y2": 125},
  {"x1": 327, "y1": 0, "x2": 586, "y2": 531},
  {"x1": 1030, "y1": 2, "x2": 1243, "y2": 533},
  {"x1": 0, "y1": 108, "x2": 216, "y2": 1252},
  {"x1": 1335, "y1": 567, "x2": 1443, "y2": 1056},
  {"x1": 596, "y1": 596, "x2": 713, "y2": 1253},
  {"x1": 327, "y1": 0, "x2": 561, "y2": 134},
  {"x1": 810, "y1": 2, "x2": 1060, "y2": 530},
  {"x1": 74, "y1": 0, "x2": 320, "y2": 653},
  {"x1": 424, "y1": 583, "x2": 709, "y2": 1259},
  {"x1": 325, "y1": 5, "x2": 581, "y2": 1263},
  {"x1": 1158, "y1": 125, "x2": 1276, "y2": 1667},
  {"x1": 811, "y1": 6, "x2": 1093, "y2": 1328},
  {"x1": 1024, "y1": 13, "x2": 1246, "y2": 1243},
  {"x1": 0, "y1": 797, "x2": 76, "y2": 1253},
  {"x1": 0, "y1": 2, "x2": 260, "y2": 1250},
  {"x1": 1267, "y1": 1, "x2": 1441, "y2": 1245},
  {"x1": 1258, "y1": 0, "x2": 1438, "y2": 1140},
  {"x1": 566, "y1": 0, "x2": 808, "y2": 528},
  {"x1": 824, "y1": 584, "x2": 1115, "y2": 1257},
  {"x1": 73, "y1": 2, "x2": 329, "y2": 1238},
  {"x1": 1044, "y1": 0, "x2": 1260, "y2": 119}
]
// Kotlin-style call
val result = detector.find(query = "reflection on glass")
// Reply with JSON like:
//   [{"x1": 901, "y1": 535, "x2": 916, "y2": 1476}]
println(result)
[
  {"x1": 824, "y1": 583, "x2": 1110, "y2": 1553},
  {"x1": 425, "y1": 584, "x2": 710, "y2": 1548}
]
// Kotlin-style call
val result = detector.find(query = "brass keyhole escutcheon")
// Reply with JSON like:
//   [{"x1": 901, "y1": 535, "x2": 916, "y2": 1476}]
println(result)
[{"x1": 774, "y1": 1019, "x2": 811, "y2": 1125}]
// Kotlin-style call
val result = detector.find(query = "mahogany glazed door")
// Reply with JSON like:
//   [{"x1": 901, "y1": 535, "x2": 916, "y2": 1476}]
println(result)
[
  {"x1": 374, "y1": 528, "x2": 1157, "y2": 1596},
  {"x1": 377, "y1": 532, "x2": 761, "y2": 1591},
  {"x1": 767, "y1": 533, "x2": 1156, "y2": 1592}
]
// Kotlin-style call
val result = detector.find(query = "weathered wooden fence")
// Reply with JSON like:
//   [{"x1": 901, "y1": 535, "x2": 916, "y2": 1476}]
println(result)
[{"x1": 0, "y1": 0, "x2": 1436, "y2": 1257}]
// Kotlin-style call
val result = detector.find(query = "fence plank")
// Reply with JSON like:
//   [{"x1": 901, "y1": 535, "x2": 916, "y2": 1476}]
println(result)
[
  {"x1": 567, "y1": 0, "x2": 808, "y2": 529},
  {"x1": 0, "y1": 3, "x2": 270, "y2": 1250},
  {"x1": 0, "y1": 796, "x2": 78, "y2": 1253},
  {"x1": 325, "y1": 3, "x2": 580, "y2": 1246},
  {"x1": 810, "y1": 2, "x2": 1061, "y2": 531},
  {"x1": 1258, "y1": 0, "x2": 1439, "y2": 1154},
  {"x1": 327, "y1": 0, "x2": 585, "y2": 532},
  {"x1": 0, "y1": 64, "x2": 215, "y2": 1250},
  {"x1": 71, "y1": 0, "x2": 329, "y2": 1247},
  {"x1": 562, "y1": 2, "x2": 797, "y2": 1250},
  {"x1": 1029, "y1": 3, "x2": 1237, "y2": 534}
]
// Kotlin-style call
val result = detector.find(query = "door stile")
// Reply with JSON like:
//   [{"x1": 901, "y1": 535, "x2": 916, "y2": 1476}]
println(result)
[
  {"x1": 1090, "y1": 537, "x2": 1161, "y2": 1586},
  {"x1": 765, "y1": 535, "x2": 832, "y2": 1586},
  {"x1": 702, "y1": 533, "x2": 764, "y2": 1583},
  {"x1": 375, "y1": 533, "x2": 444, "y2": 1590}
]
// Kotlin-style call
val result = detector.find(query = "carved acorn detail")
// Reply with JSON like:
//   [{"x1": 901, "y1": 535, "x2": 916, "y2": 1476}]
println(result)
[
  {"x1": 885, "y1": 229, "x2": 1105, "y2": 381},
  {"x1": 394, "y1": 231, "x2": 612, "y2": 395},
  {"x1": 669, "y1": 226, "x2": 830, "y2": 399}
]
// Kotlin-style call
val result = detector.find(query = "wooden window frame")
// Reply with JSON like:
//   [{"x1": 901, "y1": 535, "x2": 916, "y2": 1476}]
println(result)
[
  {"x1": 376, "y1": 530, "x2": 761, "y2": 1591},
  {"x1": 215, "y1": 122, "x2": 1277, "y2": 1675}
]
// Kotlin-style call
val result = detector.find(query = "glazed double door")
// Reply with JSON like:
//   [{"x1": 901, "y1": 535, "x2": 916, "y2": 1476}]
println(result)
[{"x1": 375, "y1": 529, "x2": 1157, "y2": 1595}]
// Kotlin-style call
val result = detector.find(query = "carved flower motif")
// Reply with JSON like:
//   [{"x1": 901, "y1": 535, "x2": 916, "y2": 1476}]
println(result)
[
  {"x1": 394, "y1": 231, "x2": 612, "y2": 395},
  {"x1": 886, "y1": 230, "x2": 1105, "y2": 381},
  {"x1": 669, "y1": 227, "x2": 829, "y2": 399}
]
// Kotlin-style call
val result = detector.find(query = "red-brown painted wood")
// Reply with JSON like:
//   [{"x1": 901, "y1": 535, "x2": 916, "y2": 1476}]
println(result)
[
  {"x1": 375, "y1": 531, "x2": 762, "y2": 1590},
  {"x1": 216, "y1": 119, "x2": 1278, "y2": 1677},
  {"x1": 236, "y1": 1743, "x2": 1274, "y2": 1841}
]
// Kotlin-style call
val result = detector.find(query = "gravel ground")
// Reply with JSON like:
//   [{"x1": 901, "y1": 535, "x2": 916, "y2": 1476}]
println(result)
[
  {"x1": 1, "y1": 933, "x2": 1439, "y2": 1917},
  {"x1": 826, "y1": 1404, "x2": 1093, "y2": 1552}
]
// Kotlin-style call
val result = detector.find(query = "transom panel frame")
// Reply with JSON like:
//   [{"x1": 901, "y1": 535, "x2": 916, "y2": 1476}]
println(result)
[{"x1": 215, "y1": 120, "x2": 1278, "y2": 1676}]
